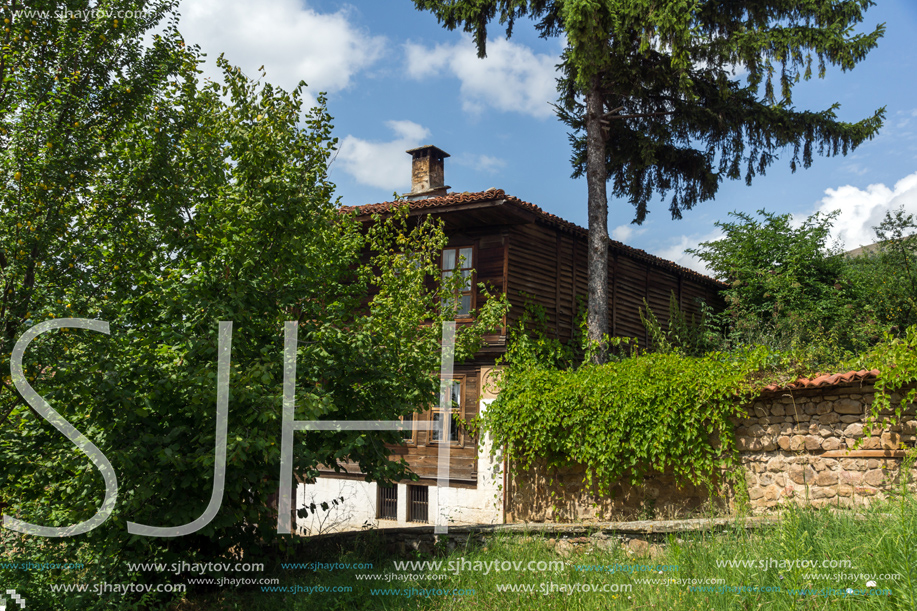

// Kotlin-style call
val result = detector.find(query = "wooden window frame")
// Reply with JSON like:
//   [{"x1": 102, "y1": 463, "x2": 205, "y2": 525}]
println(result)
[
  {"x1": 400, "y1": 412, "x2": 417, "y2": 446},
  {"x1": 428, "y1": 375, "x2": 465, "y2": 448},
  {"x1": 441, "y1": 245, "x2": 476, "y2": 320}
]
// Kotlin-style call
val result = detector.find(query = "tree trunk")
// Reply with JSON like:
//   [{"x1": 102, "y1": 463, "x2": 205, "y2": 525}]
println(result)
[{"x1": 585, "y1": 82, "x2": 609, "y2": 363}]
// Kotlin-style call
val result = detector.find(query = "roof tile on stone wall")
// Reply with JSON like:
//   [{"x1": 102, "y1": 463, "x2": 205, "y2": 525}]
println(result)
[{"x1": 762, "y1": 369, "x2": 880, "y2": 392}]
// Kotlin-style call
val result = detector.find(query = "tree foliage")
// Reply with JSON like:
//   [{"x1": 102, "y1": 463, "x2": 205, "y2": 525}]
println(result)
[
  {"x1": 687, "y1": 207, "x2": 917, "y2": 359},
  {"x1": 0, "y1": 2, "x2": 506, "y2": 606},
  {"x1": 413, "y1": 0, "x2": 885, "y2": 356}
]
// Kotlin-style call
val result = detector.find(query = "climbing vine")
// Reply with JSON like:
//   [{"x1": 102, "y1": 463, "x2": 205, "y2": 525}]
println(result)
[
  {"x1": 476, "y1": 305, "x2": 771, "y2": 494},
  {"x1": 479, "y1": 303, "x2": 917, "y2": 494}
]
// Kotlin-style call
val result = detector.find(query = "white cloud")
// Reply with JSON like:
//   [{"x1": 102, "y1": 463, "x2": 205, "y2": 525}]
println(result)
[
  {"x1": 404, "y1": 35, "x2": 560, "y2": 118},
  {"x1": 611, "y1": 224, "x2": 647, "y2": 242},
  {"x1": 652, "y1": 230, "x2": 723, "y2": 275},
  {"x1": 177, "y1": 0, "x2": 385, "y2": 100},
  {"x1": 335, "y1": 120, "x2": 431, "y2": 190},
  {"x1": 453, "y1": 153, "x2": 507, "y2": 174},
  {"x1": 804, "y1": 172, "x2": 917, "y2": 252}
]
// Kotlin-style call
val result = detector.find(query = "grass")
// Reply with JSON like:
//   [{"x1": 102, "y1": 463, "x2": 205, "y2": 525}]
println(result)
[{"x1": 169, "y1": 492, "x2": 917, "y2": 611}]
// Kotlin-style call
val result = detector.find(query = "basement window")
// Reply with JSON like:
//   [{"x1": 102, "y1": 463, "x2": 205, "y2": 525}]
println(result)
[
  {"x1": 408, "y1": 485, "x2": 429, "y2": 523},
  {"x1": 377, "y1": 484, "x2": 397, "y2": 520}
]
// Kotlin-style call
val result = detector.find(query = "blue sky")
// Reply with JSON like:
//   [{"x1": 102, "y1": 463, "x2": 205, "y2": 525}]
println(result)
[{"x1": 175, "y1": 1, "x2": 917, "y2": 274}]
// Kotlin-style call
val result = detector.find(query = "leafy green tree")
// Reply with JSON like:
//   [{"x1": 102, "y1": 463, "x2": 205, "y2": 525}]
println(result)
[
  {"x1": 844, "y1": 206, "x2": 917, "y2": 332},
  {"x1": 687, "y1": 209, "x2": 872, "y2": 355},
  {"x1": 412, "y1": 0, "x2": 885, "y2": 360},
  {"x1": 1, "y1": 2, "x2": 505, "y2": 607}
]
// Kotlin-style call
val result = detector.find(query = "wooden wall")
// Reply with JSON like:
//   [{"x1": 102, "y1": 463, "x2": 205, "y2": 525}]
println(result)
[{"x1": 502, "y1": 221, "x2": 723, "y2": 350}]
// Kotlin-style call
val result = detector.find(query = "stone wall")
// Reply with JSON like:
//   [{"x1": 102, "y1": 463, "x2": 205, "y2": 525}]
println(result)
[
  {"x1": 506, "y1": 380, "x2": 917, "y2": 522},
  {"x1": 737, "y1": 381, "x2": 916, "y2": 511}
]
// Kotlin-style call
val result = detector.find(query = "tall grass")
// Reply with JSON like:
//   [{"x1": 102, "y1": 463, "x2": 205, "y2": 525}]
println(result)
[{"x1": 167, "y1": 492, "x2": 916, "y2": 611}]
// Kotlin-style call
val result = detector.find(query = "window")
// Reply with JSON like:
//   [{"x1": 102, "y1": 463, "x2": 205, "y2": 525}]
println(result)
[
  {"x1": 408, "y1": 485, "x2": 429, "y2": 523},
  {"x1": 441, "y1": 246, "x2": 474, "y2": 318},
  {"x1": 401, "y1": 412, "x2": 415, "y2": 444},
  {"x1": 430, "y1": 377, "x2": 463, "y2": 445},
  {"x1": 378, "y1": 484, "x2": 397, "y2": 520}
]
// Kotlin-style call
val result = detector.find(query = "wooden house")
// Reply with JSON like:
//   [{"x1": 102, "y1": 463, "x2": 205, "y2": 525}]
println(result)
[{"x1": 295, "y1": 146, "x2": 725, "y2": 532}]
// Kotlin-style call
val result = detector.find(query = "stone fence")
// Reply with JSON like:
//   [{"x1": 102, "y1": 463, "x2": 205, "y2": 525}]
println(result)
[{"x1": 505, "y1": 377, "x2": 917, "y2": 522}]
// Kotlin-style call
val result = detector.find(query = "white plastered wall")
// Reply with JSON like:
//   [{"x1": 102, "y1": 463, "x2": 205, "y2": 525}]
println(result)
[{"x1": 295, "y1": 398, "x2": 503, "y2": 535}]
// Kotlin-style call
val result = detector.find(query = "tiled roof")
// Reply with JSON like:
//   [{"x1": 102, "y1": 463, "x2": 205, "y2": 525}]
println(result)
[
  {"x1": 762, "y1": 369, "x2": 880, "y2": 393},
  {"x1": 341, "y1": 189, "x2": 726, "y2": 287}
]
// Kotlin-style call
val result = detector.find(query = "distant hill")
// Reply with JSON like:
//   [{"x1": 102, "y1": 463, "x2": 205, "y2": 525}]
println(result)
[{"x1": 845, "y1": 242, "x2": 881, "y2": 258}]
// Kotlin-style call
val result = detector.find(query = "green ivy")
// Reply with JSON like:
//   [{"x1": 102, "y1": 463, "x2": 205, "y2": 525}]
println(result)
[
  {"x1": 478, "y1": 305, "x2": 773, "y2": 494},
  {"x1": 483, "y1": 303, "x2": 917, "y2": 495}
]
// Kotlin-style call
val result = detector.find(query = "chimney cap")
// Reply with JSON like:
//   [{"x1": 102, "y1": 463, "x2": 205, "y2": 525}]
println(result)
[{"x1": 406, "y1": 144, "x2": 450, "y2": 159}]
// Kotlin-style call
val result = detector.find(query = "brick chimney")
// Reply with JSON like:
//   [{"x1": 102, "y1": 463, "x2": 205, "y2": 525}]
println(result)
[{"x1": 405, "y1": 145, "x2": 450, "y2": 200}]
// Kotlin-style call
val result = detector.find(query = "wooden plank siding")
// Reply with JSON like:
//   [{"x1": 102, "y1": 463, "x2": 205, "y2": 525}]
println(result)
[{"x1": 504, "y1": 220, "x2": 724, "y2": 351}]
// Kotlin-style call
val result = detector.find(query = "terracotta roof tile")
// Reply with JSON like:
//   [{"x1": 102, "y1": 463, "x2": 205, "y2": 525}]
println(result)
[
  {"x1": 341, "y1": 189, "x2": 726, "y2": 287},
  {"x1": 761, "y1": 369, "x2": 880, "y2": 393}
]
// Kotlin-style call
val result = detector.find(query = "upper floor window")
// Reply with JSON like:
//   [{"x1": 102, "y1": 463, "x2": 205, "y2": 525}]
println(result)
[{"x1": 441, "y1": 246, "x2": 474, "y2": 318}]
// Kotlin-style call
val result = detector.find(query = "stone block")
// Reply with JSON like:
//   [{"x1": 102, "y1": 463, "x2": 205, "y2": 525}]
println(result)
[
  {"x1": 819, "y1": 412, "x2": 840, "y2": 424},
  {"x1": 816, "y1": 402, "x2": 833, "y2": 415},
  {"x1": 843, "y1": 423, "x2": 864, "y2": 437},
  {"x1": 748, "y1": 424, "x2": 766, "y2": 438},
  {"x1": 815, "y1": 471, "x2": 838, "y2": 486},
  {"x1": 839, "y1": 415, "x2": 861, "y2": 423},
  {"x1": 767, "y1": 457, "x2": 787, "y2": 472},
  {"x1": 881, "y1": 432, "x2": 901, "y2": 450},
  {"x1": 835, "y1": 399, "x2": 863, "y2": 415},
  {"x1": 790, "y1": 435, "x2": 807, "y2": 451},
  {"x1": 777, "y1": 436, "x2": 791, "y2": 451},
  {"x1": 811, "y1": 487, "x2": 837, "y2": 499},
  {"x1": 821, "y1": 437, "x2": 842, "y2": 451},
  {"x1": 789, "y1": 465, "x2": 817, "y2": 485},
  {"x1": 837, "y1": 484, "x2": 854, "y2": 497},
  {"x1": 839, "y1": 471, "x2": 862, "y2": 485},
  {"x1": 805, "y1": 436, "x2": 823, "y2": 451},
  {"x1": 864, "y1": 470, "x2": 885, "y2": 487},
  {"x1": 771, "y1": 405, "x2": 786, "y2": 417}
]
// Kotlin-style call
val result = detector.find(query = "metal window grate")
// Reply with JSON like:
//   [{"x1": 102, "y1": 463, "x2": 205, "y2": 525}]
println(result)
[
  {"x1": 408, "y1": 485, "x2": 428, "y2": 523},
  {"x1": 378, "y1": 485, "x2": 397, "y2": 520}
]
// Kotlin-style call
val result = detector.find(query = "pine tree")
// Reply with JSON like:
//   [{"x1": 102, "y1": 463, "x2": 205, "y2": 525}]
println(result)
[{"x1": 413, "y1": 0, "x2": 886, "y2": 360}]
